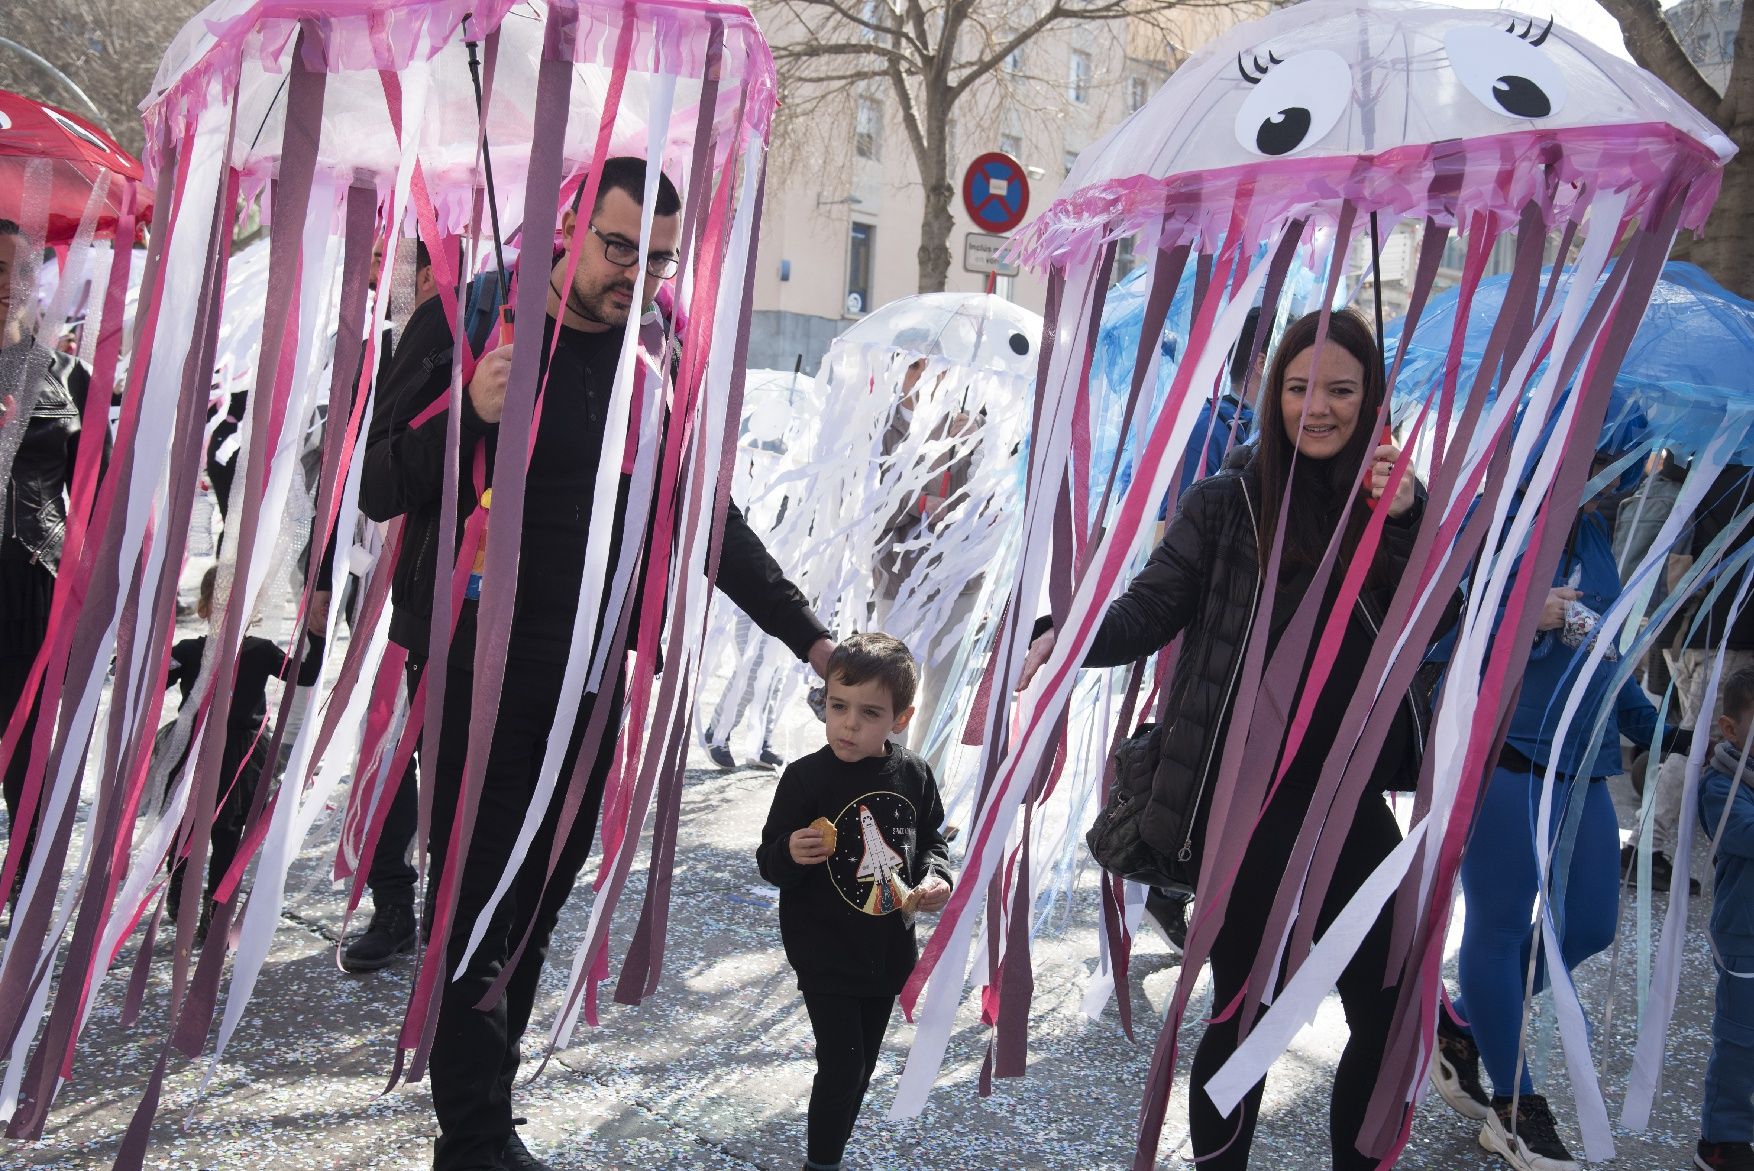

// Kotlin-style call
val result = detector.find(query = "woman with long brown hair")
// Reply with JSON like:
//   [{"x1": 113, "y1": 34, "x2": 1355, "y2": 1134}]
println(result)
[{"x1": 1020, "y1": 307, "x2": 1430, "y2": 1167}]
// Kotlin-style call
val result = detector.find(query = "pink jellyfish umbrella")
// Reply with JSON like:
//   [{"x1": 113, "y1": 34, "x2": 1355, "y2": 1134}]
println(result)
[
  {"x1": 0, "y1": 1, "x2": 778, "y2": 1164},
  {"x1": 885, "y1": 2, "x2": 1733, "y2": 1169}
]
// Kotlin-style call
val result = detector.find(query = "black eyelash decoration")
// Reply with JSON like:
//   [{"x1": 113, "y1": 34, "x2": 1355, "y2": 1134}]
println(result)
[
  {"x1": 1503, "y1": 15, "x2": 1555, "y2": 45},
  {"x1": 1237, "y1": 49, "x2": 1280, "y2": 84}
]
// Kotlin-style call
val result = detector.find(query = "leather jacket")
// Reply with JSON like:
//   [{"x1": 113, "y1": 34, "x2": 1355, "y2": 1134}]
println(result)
[{"x1": 3, "y1": 343, "x2": 96, "y2": 575}]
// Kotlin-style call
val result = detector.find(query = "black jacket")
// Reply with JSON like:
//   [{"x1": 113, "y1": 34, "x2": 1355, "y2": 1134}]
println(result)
[
  {"x1": 2, "y1": 343, "x2": 98, "y2": 574},
  {"x1": 1080, "y1": 452, "x2": 1431, "y2": 858},
  {"x1": 756, "y1": 744, "x2": 953, "y2": 997},
  {"x1": 359, "y1": 297, "x2": 827, "y2": 663}
]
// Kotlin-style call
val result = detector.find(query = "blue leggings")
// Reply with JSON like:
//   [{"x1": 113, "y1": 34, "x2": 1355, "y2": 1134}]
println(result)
[{"x1": 1455, "y1": 764, "x2": 1620, "y2": 1096}]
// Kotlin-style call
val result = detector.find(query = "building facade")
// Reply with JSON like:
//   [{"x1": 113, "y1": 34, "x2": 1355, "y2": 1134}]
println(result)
[{"x1": 746, "y1": 5, "x2": 1246, "y2": 374}]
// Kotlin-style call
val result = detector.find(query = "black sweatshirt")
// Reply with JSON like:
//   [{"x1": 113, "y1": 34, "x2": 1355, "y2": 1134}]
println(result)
[
  {"x1": 757, "y1": 744, "x2": 954, "y2": 997},
  {"x1": 167, "y1": 631, "x2": 325, "y2": 730},
  {"x1": 359, "y1": 296, "x2": 828, "y2": 664}
]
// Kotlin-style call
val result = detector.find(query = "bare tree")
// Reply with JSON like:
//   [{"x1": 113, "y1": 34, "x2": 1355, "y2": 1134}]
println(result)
[
  {"x1": 765, "y1": 0, "x2": 1229, "y2": 293},
  {"x1": 1595, "y1": 0, "x2": 1752, "y2": 296},
  {"x1": 0, "y1": 0, "x2": 207, "y2": 159}
]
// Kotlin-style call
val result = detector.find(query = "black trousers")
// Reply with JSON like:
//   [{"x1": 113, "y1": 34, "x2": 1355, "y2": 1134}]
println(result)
[
  {"x1": 167, "y1": 726, "x2": 266, "y2": 910},
  {"x1": 1, "y1": 654, "x2": 41, "y2": 903},
  {"x1": 1189, "y1": 788, "x2": 1403, "y2": 1170},
  {"x1": 363, "y1": 654, "x2": 425, "y2": 911},
  {"x1": 427, "y1": 650, "x2": 621, "y2": 1171},
  {"x1": 800, "y1": 989, "x2": 895, "y2": 1169}
]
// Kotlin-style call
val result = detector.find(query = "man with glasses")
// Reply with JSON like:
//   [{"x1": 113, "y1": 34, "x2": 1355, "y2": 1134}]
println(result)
[{"x1": 361, "y1": 157, "x2": 835, "y2": 1171}]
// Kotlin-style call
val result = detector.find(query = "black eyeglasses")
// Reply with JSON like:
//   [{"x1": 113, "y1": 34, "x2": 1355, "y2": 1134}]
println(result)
[{"x1": 590, "y1": 224, "x2": 680, "y2": 278}]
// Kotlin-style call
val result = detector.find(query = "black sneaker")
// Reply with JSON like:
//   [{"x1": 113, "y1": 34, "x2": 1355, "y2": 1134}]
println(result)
[
  {"x1": 708, "y1": 744, "x2": 736, "y2": 770},
  {"x1": 1621, "y1": 843, "x2": 1701, "y2": 895},
  {"x1": 499, "y1": 1121, "x2": 553, "y2": 1171},
  {"x1": 1480, "y1": 1094, "x2": 1578, "y2": 1171},
  {"x1": 1431, "y1": 1012, "x2": 1491, "y2": 1121},
  {"x1": 1697, "y1": 1139, "x2": 1754, "y2": 1171},
  {"x1": 1143, "y1": 889, "x2": 1189, "y2": 953},
  {"x1": 757, "y1": 746, "x2": 786, "y2": 769},
  {"x1": 340, "y1": 903, "x2": 417, "y2": 973}
]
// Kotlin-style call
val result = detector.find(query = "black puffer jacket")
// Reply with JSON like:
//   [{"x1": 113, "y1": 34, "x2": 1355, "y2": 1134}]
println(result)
[
  {"x1": 2, "y1": 343, "x2": 96, "y2": 574},
  {"x1": 1082, "y1": 451, "x2": 1430, "y2": 859}
]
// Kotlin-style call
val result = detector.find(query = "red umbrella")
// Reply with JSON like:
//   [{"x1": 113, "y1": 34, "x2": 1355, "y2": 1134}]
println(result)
[{"x1": 0, "y1": 88, "x2": 150, "y2": 243}]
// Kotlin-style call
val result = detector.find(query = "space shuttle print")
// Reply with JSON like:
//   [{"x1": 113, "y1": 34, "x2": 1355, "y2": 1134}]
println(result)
[
  {"x1": 853, "y1": 804, "x2": 912, "y2": 915},
  {"x1": 825, "y1": 790, "x2": 920, "y2": 917}
]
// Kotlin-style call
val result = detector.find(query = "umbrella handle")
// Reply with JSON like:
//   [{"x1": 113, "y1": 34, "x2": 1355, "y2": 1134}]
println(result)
[{"x1": 498, "y1": 305, "x2": 515, "y2": 347}]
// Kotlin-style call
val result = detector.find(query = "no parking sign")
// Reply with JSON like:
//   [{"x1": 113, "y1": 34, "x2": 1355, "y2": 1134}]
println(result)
[{"x1": 962, "y1": 152, "x2": 1030, "y2": 235}]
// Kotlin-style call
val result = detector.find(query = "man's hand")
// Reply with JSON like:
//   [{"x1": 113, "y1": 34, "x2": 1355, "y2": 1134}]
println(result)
[
  {"x1": 1538, "y1": 587, "x2": 1582, "y2": 631},
  {"x1": 808, "y1": 637, "x2": 836, "y2": 680},
  {"x1": 913, "y1": 874, "x2": 952, "y2": 913},
  {"x1": 467, "y1": 345, "x2": 513, "y2": 424},
  {"x1": 1015, "y1": 628, "x2": 1057, "y2": 692},
  {"x1": 789, "y1": 826, "x2": 832, "y2": 866}
]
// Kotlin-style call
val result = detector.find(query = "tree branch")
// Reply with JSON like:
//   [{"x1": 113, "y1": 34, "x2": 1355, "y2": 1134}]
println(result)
[
  {"x1": 1596, "y1": 0, "x2": 1723, "y2": 121},
  {"x1": 774, "y1": 0, "x2": 926, "y2": 55}
]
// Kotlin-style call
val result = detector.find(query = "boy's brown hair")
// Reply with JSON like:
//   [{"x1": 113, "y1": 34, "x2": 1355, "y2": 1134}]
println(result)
[
  {"x1": 1722, "y1": 665, "x2": 1754, "y2": 725},
  {"x1": 826, "y1": 633, "x2": 917, "y2": 713}
]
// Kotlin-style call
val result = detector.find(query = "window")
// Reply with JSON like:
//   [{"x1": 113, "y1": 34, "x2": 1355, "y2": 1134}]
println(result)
[
  {"x1": 855, "y1": 97, "x2": 881, "y2": 160},
  {"x1": 847, "y1": 223, "x2": 875, "y2": 316},
  {"x1": 1068, "y1": 50, "x2": 1091, "y2": 103},
  {"x1": 1114, "y1": 236, "x2": 1139, "y2": 282},
  {"x1": 999, "y1": 132, "x2": 1024, "y2": 161},
  {"x1": 1004, "y1": 34, "x2": 1024, "y2": 73},
  {"x1": 859, "y1": 0, "x2": 880, "y2": 40},
  {"x1": 1063, "y1": 149, "x2": 1079, "y2": 176},
  {"x1": 1723, "y1": 29, "x2": 1738, "y2": 59},
  {"x1": 1126, "y1": 75, "x2": 1149, "y2": 114}
]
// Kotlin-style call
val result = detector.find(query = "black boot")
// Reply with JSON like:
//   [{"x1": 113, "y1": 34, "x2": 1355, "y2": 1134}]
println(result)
[
  {"x1": 340, "y1": 902, "x2": 417, "y2": 973},
  {"x1": 498, "y1": 1120, "x2": 554, "y2": 1171}
]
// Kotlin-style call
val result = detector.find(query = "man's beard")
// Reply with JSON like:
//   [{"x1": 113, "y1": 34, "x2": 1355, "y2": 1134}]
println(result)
[{"x1": 571, "y1": 277, "x2": 638, "y2": 327}]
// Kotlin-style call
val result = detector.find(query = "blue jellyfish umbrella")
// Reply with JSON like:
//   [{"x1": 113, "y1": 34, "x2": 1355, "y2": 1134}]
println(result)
[{"x1": 1389, "y1": 261, "x2": 1754, "y2": 461}]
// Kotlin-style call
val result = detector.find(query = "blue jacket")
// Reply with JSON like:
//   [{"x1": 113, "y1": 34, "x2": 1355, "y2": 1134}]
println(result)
[
  {"x1": 1501, "y1": 511, "x2": 1661, "y2": 776},
  {"x1": 1699, "y1": 761, "x2": 1754, "y2": 951},
  {"x1": 1178, "y1": 394, "x2": 1253, "y2": 497}
]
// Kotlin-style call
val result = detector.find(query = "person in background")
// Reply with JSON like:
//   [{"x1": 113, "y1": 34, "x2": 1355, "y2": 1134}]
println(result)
[
  {"x1": 1640, "y1": 464, "x2": 1754, "y2": 895},
  {"x1": 339, "y1": 237, "x2": 444, "y2": 974},
  {"x1": 0, "y1": 219, "x2": 104, "y2": 906},
  {"x1": 1433, "y1": 435, "x2": 1689, "y2": 1171},
  {"x1": 1693, "y1": 665, "x2": 1754, "y2": 1171},
  {"x1": 162, "y1": 567, "x2": 324, "y2": 938}
]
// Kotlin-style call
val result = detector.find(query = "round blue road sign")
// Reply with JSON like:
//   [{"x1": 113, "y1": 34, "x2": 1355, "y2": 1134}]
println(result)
[{"x1": 962, "y1": 152, "x2": 1030, "y2": 235}]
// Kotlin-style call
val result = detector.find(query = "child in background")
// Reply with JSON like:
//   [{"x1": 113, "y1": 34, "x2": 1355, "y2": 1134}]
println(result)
[
  {"x1": 163, "y1": 566, "x2": 324, "y2": 935},
  {"x1": 757, "y1": 633, "x2": 954, "y2": 1171},
  {"x1": 1695, "y1": 664, "x2": 1754, "y2": 1171}
]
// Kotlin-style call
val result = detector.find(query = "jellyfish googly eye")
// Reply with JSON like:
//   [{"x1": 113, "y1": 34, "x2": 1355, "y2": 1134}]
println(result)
[
  {"x1": 1445, "y1": 20, "x2": 1567, "y2": 120},
  {"x1": 1233, "y1": 49, "x2": 1352, "y2": 158}
]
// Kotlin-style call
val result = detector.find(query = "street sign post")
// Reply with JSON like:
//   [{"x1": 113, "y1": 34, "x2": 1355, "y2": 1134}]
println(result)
[
  {"x1": 963, "y1": 232, "x2": 1020, "y2": 277},
  {"x1": 961, "y1": 152, "x2": 1030, "y2": 235}
]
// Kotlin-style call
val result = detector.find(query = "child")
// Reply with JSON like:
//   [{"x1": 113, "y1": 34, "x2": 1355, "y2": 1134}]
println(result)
[
  {"x1": 1696, "y1": 664, "x2": 1754, "y2": 1171},
  {"x1": 163, "y1": 566, "x2": 324, "y2": 935},
  {"x1": 757, "y1": 632, "x2": 954, "y2": 1171}
]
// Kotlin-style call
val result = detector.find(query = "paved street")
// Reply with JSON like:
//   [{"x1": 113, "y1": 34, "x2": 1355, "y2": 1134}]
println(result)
[{"x1": 2, "y1": 622, "x2": 1727, "y2": 1170}]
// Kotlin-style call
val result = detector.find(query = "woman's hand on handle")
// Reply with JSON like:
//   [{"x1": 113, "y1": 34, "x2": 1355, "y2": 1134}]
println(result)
[
  {"x1": 1537, "y1": 587, "x2": 1582, "y2": 631},
  {"x1": 1369, "y1": 441, "x2": 1417, "y2": 518},
  {"x1": 1015, "y1": 628, "x2": 1058, "y2": 693}
]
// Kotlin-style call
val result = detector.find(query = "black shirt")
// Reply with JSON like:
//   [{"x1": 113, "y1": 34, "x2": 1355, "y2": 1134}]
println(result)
[
  {"x1": 167, "y1": 631, "x2": 324, "y2": 730},
  {"x1": 359, "y1": 296, "x2": 828, "y2": 666},
  {"x1": 757, "y1": 743, "x2": 954, "y2": 997}
]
